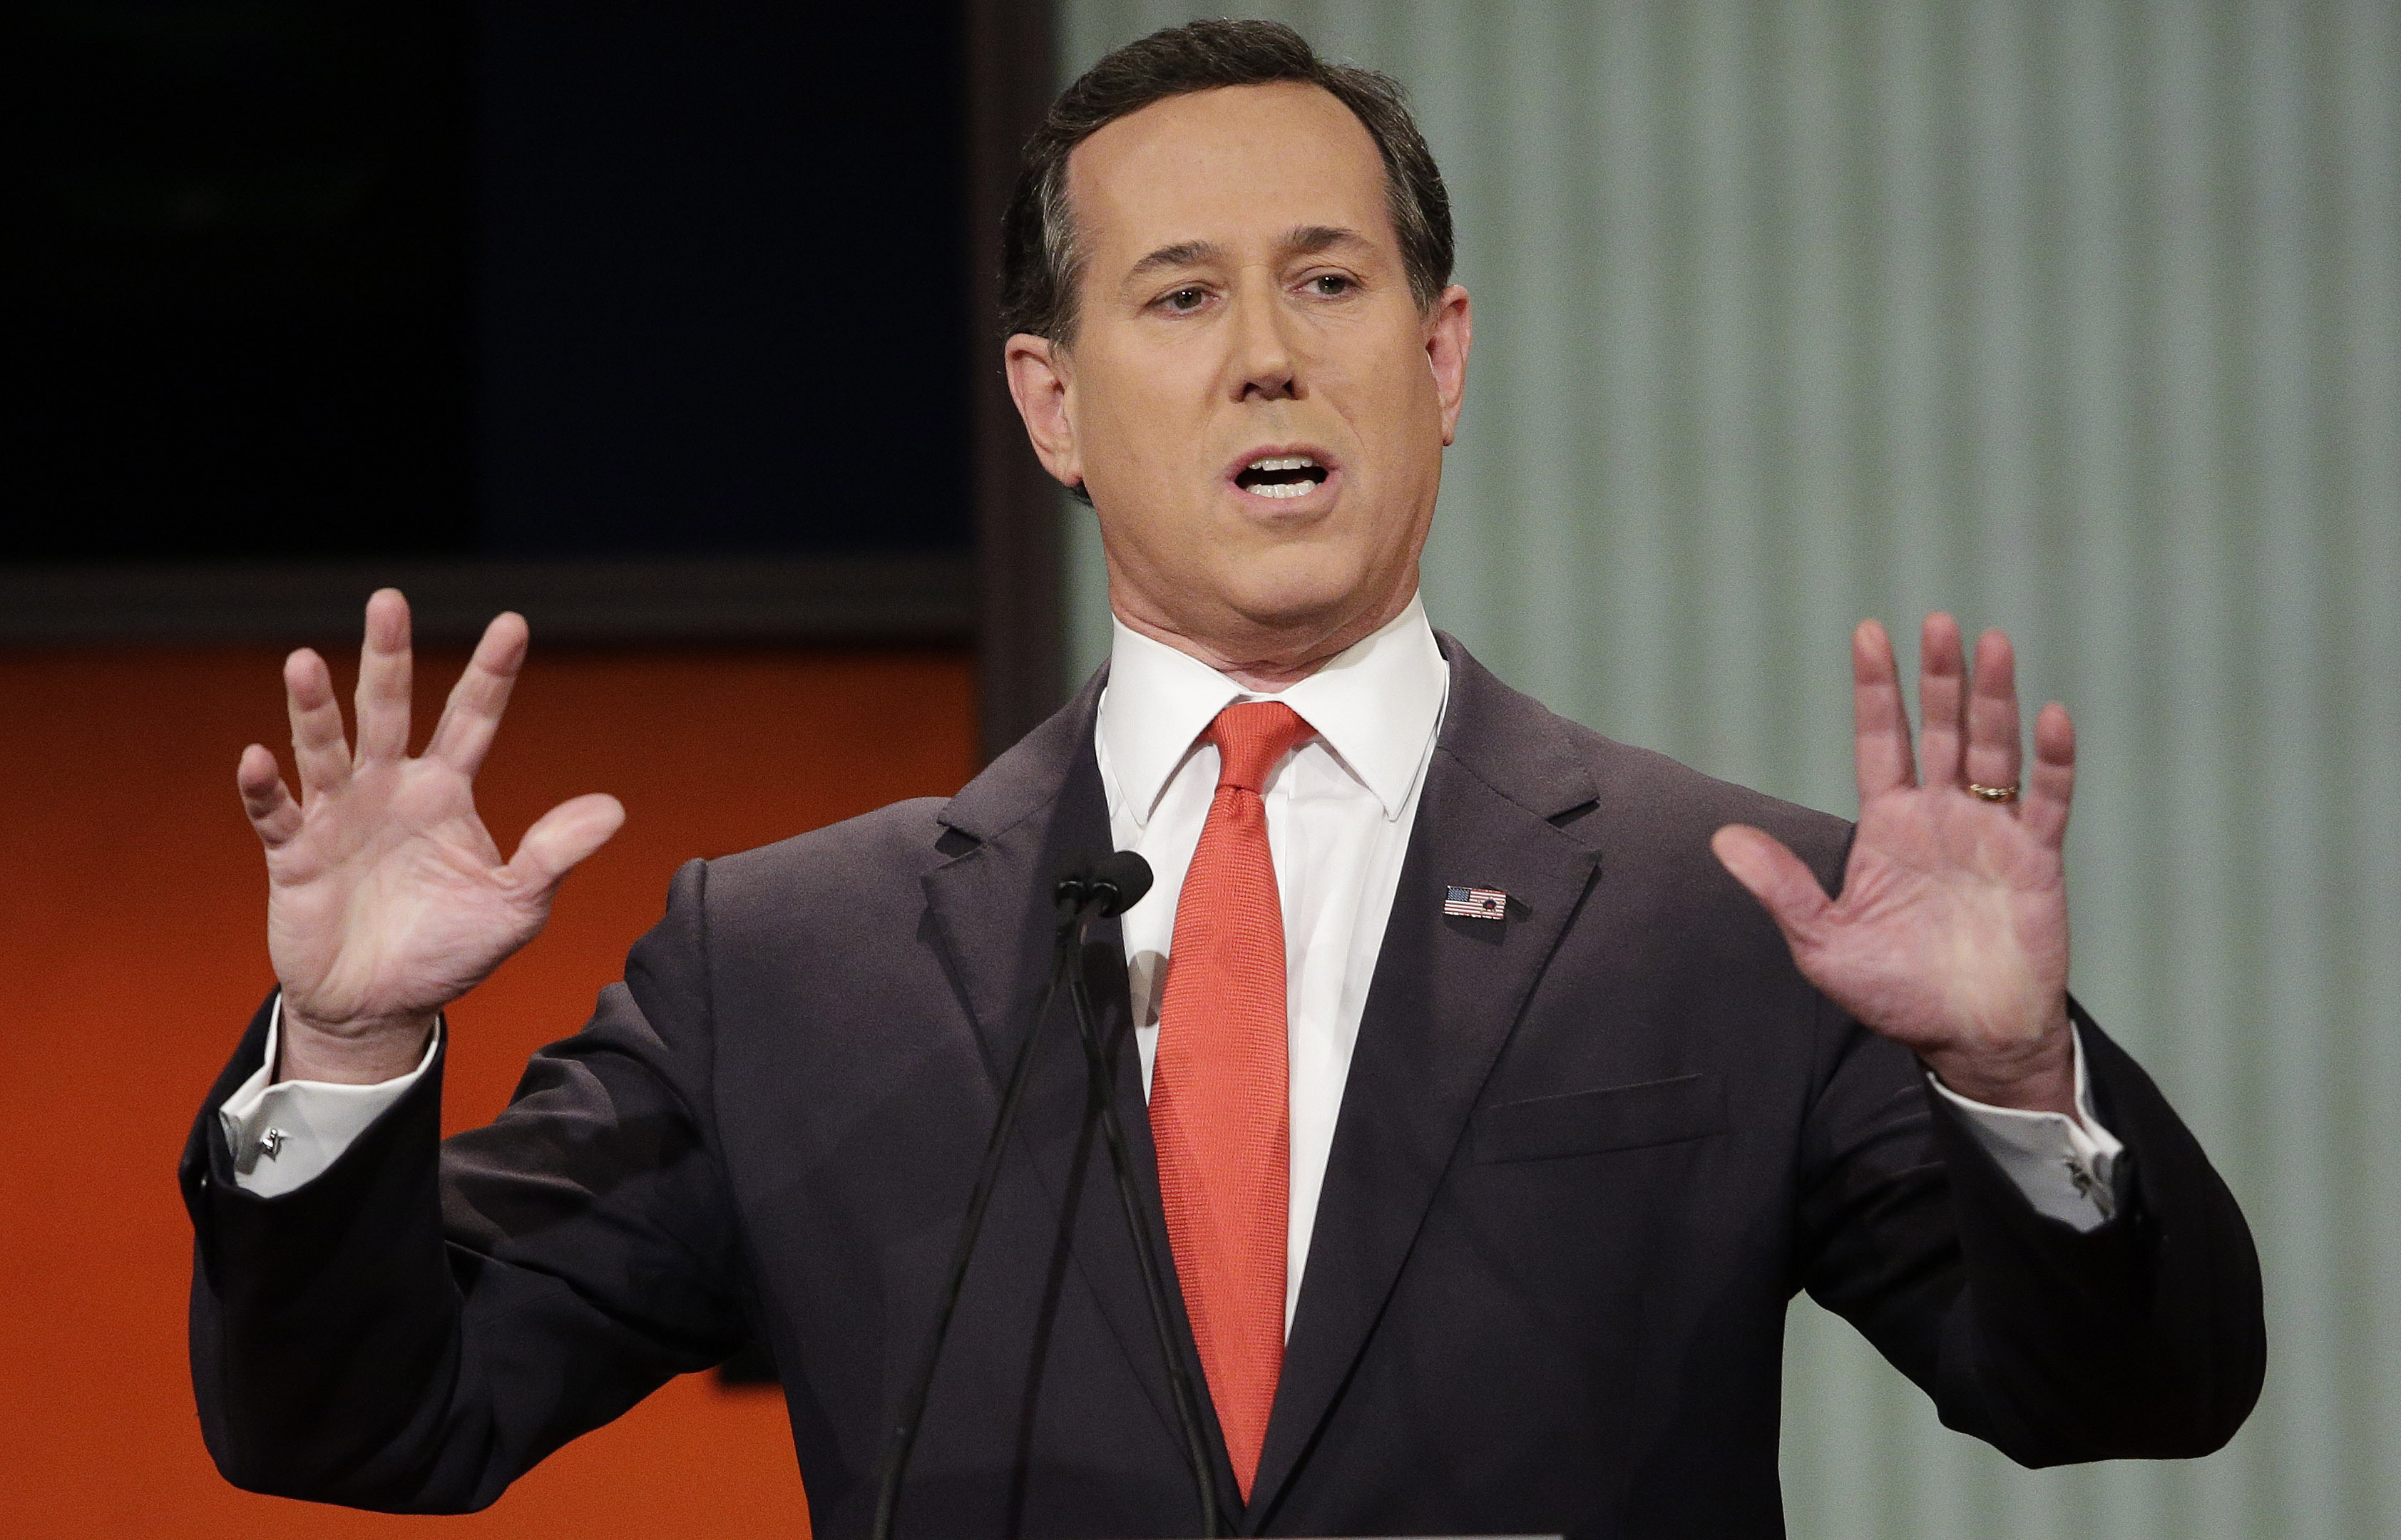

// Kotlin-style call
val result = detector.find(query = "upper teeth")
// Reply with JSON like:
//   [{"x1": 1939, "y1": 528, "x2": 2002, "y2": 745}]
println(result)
[{"x1": 1248, "y1": 456, "x2": 1316, "y2": 472}]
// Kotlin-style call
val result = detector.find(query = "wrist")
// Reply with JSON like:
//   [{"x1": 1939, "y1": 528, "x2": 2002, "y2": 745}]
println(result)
[
  {"x1": 276, "y1": 1005, "x2": 437, "y2": 1085},
  {"x1": 1920, "y1": 1007, "x2": 2077, "y2": 1116}
]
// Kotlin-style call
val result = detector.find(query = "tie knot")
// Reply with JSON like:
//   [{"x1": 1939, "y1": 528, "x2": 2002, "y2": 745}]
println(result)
[{"x1": 1206, "y1": 701, "x2": 1314, "y2": 794}]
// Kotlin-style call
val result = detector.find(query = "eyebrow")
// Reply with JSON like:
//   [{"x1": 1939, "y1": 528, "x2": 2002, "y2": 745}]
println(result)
[
  {"x1": 1122, "y1": 225, "x2": 1375, "y2": 283},
  {"x1": 1125, "y1": 239, "x2": 1224, "y2": 281},
  {"x1": 1282, "y1": 225, "x2": 1371, "y2": 258}
]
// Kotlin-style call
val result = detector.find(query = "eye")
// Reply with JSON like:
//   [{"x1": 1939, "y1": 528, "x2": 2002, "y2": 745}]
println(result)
[
  {"x1": 1306, "y1": 272, "x2": 1355, "y2": 297},
  {"x1": 1159, "y1": 286, "x2": 1209, "y2": 314}
]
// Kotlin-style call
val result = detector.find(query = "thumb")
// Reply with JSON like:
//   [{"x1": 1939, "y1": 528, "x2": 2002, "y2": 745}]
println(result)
[
  {"x1": 1710, "y1": 824, "x2": 1833, "y2": 945},
  {"x1": 508, "y1": 793, "x2": 626, "y2": 890}
]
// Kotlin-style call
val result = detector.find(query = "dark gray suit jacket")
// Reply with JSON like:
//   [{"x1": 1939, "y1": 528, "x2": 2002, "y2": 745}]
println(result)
[{"x1": 184, "y1": 638, "x2": 2264, "y2": 1539}]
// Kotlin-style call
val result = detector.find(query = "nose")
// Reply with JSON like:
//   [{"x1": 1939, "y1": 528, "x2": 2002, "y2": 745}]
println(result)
[{"x1": 1229, "y1": 271, "x2": 1299, "y2": 402}]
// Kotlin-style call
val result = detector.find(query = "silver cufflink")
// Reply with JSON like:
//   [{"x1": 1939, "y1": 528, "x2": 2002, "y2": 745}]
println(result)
[
  {"x1": 258, "y1": 1127, "x2": 288, "y2": 1161},
  {"x1": 2063, "y1": 1157, "x2": 2116, "y2": 1221}
]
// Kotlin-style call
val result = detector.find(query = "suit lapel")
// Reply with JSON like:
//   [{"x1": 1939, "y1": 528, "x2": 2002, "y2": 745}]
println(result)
[
  {"x1": 918, "y1": 640, "x2": 1607, "y2": 1528},
  {"x1": 919, "y1": 672, "x2": 1232, "y2": 1492},
  {"x1": 1246, "y1": 642, "x2": 1605, "y2": 1526}
]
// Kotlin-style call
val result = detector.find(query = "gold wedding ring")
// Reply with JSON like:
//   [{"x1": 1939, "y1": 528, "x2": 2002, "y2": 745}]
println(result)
[{"x1": 1966, "y1": 781, "x2": 2021, "y2": 804}]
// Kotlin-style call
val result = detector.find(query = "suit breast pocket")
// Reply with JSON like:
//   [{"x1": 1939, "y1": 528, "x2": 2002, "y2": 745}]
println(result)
[{"x1": 1471, "y1": 1072, "x2": 1727, "y2": 1164}]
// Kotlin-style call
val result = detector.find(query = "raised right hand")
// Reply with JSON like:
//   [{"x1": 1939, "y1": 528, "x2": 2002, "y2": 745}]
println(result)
[{"x1": 237, "y1": 589, "x2": 625, "y2": 1083}]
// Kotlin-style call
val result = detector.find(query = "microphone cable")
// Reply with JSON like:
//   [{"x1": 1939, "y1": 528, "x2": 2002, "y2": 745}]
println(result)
[
  {"x1": 1063, "y1": 853, "x2": 1225, "y2": 1538},
  {"x1": 871, "y1": 853, "x2": 1224, "y2": 1540}
]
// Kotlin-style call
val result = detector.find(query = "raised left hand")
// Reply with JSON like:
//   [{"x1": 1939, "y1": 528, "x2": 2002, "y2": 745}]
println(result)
[{"x1": 1711, "y1": 613, "x2": 2077, "y2": 1114}]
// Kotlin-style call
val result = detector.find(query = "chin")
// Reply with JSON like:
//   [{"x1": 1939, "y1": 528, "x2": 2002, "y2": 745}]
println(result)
[{"x1": 1216, "y1": 558, "x2": 1381, "y2": 637}]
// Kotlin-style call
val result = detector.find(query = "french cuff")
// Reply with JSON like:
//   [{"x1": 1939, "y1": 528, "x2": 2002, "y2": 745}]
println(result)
[
  {"x1": 1928, "y1": 1023, "x2": 2127, "y2": 1233},
  {"x1": 217, "y1": 997, "x2": 440, "y2": 1198}
]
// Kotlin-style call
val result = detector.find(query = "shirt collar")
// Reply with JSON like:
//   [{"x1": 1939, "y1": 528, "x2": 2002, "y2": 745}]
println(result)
[{"x1": 1098, "y1": 592, "x2": 1449, "y2": 828}]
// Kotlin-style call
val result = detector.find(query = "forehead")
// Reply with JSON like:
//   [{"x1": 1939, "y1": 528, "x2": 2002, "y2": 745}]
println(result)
[{"x1": 1065, "y1": 82, "x2": 1392, "y2": 265}]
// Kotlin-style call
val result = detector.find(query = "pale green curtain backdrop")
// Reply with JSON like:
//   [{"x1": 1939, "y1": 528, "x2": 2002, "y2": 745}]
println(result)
[{"x1": 1051, "y1": 4, "x2": 2400, "y2": 1536}]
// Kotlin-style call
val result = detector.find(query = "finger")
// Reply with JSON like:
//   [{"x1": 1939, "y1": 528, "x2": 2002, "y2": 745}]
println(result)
[
  {"x1": 1711, "y1": 825, "x2": 1833, "y2": 948},
  {"x1": 1852, "y1": 619, "x2": 1915, "y2": 796},
  {"x1": 1962, "y1": 627, "x2": 2024, "y2": 799},
  {"x1": 1916, "y1": 612, "x2": 1967, "y2": 788},
  {"x1": 236, "y1": 743, "x2": 304, "y2": 848},
  {"x1": 352, "y1": 588, "x2": 415, "y2": 765},
  {"x1": 284, "y1": 647, "x2": 352, "y2": 796},
  {"x1": 506, "y1": 793, "x2": 626, "y2": 890},
  {"x1": 2021, "y1": 702, "x2": 2077, "y2": 848},
  {"x1": 425, "y1": 612, "x2": 531, "y2": 779}
]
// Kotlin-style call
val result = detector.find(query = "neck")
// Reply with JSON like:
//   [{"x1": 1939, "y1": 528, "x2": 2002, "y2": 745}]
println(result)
[{"x1": 1111, "y1": 587, "x2": 1415, "y2": 692}]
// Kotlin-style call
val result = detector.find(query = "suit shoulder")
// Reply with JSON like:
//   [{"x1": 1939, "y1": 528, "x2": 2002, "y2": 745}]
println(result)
[
  {"x1": 1440, "y1": 639, "x2": 1850, "y2": 880},
  {"x1": 1554, "y1": 719, "x2": 1853, "y2": 881},
  {"x1": 697, "y1": 796, "x2": 954, "y2": 914}
]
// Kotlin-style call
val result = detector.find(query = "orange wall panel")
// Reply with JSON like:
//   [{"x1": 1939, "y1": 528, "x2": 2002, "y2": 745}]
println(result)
[{"x1": 0, "y1": 644, "x2": 978, "y2": 1536}]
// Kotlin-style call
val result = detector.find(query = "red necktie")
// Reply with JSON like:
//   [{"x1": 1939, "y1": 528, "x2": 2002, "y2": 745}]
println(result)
[{"x1": 1151, "y1": 700, "x2": 1314, "y2": 1500}]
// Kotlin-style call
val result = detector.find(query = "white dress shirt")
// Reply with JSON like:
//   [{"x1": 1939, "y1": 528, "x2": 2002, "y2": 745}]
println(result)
[
  {"x1": 227, "y1": 594, "x2": 2124, "y2": 1283},
  {"x1": 1096, "y1": 595, "x2": 1453, "y2": 1329}
]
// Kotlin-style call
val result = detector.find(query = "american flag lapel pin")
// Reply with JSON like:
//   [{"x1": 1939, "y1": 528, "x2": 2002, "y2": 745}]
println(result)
[{"x1": 1443, "y1": 884, "x2": 1509, "y2": 920}]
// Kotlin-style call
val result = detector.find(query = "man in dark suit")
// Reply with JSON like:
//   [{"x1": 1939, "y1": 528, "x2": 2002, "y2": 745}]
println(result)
[{"x1": 187, "y1": 20, "x2": 2263, "y2": 1539}]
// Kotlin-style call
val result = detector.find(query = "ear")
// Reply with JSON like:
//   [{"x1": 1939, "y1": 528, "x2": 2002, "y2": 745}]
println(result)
[
  {"x1": 1004, "y1": 332, "x2": 1085, "y2": 491},
  {"x1": 1425, "y1": 284, "x2": 1473, "y2": 446}
]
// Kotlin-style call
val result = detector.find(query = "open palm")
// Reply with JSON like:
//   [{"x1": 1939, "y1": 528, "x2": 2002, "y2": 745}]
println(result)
[
  {"x1": 1711, "y1": 615, "x2": 2077, "y2": 1114},
  {"x1": 237, "y1": 590, "x2": 623, "y2": 1081}
]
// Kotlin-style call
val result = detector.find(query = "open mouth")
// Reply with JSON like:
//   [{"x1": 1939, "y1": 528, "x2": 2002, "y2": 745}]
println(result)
[{"x1": 1234, "y1": 454, "x2": 1331, "y2": 500}]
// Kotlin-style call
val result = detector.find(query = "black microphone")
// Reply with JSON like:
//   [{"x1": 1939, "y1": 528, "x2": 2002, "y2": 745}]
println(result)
[
  {"x1": 874, "y1": 853, "x2": 1222, "y2": 1540},
  {"x1": 1065, "y1": 848, "x2": 1155, "y2": 918}
]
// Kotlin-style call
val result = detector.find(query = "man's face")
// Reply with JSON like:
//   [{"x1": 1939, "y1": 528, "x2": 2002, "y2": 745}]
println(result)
[{"x1": 1008, "y1": 82, "x2": 1471, "y2": 668}]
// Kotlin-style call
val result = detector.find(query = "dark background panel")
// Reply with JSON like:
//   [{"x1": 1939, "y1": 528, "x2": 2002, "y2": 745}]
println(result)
[
  {"x1": 476, "y1": 0, "x2": 970, "y2": 556},
  {"x1": 13, "y1": 0, "x2": 478, "y2": 558},
  {"x1": 10, "y1": 0, "x2": 971, "y2": 562}
]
